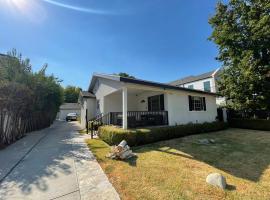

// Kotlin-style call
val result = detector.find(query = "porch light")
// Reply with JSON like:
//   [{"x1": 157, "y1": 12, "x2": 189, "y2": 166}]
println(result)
[{"x1": 141, "y1": 100, "x2": 145, "y2": 103}]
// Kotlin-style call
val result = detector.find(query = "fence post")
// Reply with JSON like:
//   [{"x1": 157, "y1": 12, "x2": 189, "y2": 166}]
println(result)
[
  {"x1": 86, "y1": 109, "x2": 88, "y2": 134},
  {"x1": 91, "y1": 121, "x2": 93, "y2": 139}
]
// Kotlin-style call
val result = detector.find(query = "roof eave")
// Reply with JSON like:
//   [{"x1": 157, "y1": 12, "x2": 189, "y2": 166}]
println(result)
[{"x1": 119, "y1": 77, "x2": 217, "y2": 96}]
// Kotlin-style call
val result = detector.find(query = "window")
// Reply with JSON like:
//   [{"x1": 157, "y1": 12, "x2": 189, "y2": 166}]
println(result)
[
  {"x1": 188, "y1": 95, "x2": 206, "y2": 111},
  {"x1": 148, "y1": 94, "x2": 164, "y2": 111},
  {"x1": 187, "y1": 85, "x2": 194, "y2": 89},
  {"x1": 203, "y1": 81, "x2": 211, "y2": 92}
]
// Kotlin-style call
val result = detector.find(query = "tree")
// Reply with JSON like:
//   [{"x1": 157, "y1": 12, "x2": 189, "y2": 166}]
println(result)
[
  {"x1": 209, "y1": 0, "x2": 270, "y2": 110},
  {"x1": 115, "y1": 72, "x2": 135, "y2": 79},
  {"x1": 64, "y1": 86, "x2": 81, "y2": 103},
  {"x1": 0, "y1": 49, "x2": 64, "y2": 144}
]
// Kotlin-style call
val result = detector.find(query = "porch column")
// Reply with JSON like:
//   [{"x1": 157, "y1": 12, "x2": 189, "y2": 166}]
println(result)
[{"x1": 122, "y1": 87, "x2": 128, "y2": 129}]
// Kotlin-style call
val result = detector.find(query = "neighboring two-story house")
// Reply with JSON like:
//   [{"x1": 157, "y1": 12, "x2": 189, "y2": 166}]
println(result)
[{"x1": 169, "y1": 68, "x2": 225, "y2": 105}]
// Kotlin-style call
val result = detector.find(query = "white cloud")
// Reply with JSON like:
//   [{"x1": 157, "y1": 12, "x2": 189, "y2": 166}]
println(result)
[{"x1": 41, "y1": 0, "x2": 116, "y2": 15}]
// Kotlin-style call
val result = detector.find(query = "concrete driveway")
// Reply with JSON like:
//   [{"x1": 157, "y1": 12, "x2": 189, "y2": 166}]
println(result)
[{"x1": 0, "y1": 121, "x2": 119, "y2": 200}]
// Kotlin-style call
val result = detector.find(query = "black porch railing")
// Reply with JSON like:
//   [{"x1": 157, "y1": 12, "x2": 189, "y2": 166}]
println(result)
[
  {"x1": 109, "y1": 111, "x2": 169, "y2": 128},
  {"x1": 88, "y1": 111, "x2": 169, "y2": 138}
]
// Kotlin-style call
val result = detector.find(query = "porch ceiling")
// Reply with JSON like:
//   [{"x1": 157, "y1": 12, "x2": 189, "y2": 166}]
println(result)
[{"x1": 108, "y1": 87, "x2": 160, "y2": 96}]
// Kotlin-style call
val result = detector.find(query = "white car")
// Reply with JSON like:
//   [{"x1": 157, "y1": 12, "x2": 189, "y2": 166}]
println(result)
[{"x1": 66, "y1": 113, "x2": 77, "y2": 121}]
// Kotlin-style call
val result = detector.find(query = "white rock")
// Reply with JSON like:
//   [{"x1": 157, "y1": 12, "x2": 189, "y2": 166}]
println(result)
[
  {"x1": 198, "y1": 139, "x2": 210, "y2": 145},
  {"x1": 209, "y1": 139, "x2": 215, "y2": 143},
  {"x1": 206, "y1": 173, "x2": 226, "y2": 189},
  {"x1": 118, "y1": 140, "x2": 127, "y2": 148}
]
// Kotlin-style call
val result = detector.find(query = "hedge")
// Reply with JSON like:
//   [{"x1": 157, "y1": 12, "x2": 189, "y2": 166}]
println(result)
[
  {"x1": 229, "y1": 118, "x2": 270, "y2": 131},
  {"x1": 98, "y1": 121, "x2": 228, "y2": 146}
]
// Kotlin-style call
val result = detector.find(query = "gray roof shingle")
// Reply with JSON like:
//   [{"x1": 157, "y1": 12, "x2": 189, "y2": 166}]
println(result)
[{"x1": 169, "y1": 70, "x2": 216, "y2": 86}]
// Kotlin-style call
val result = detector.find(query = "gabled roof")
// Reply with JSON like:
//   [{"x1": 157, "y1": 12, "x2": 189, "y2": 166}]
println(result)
[
  {"x1": 80, "y1": 91, "x2": 95, "y2": 98},
  {"x1": 170, "y1": 69, "x2": 219, "y2": 86},
  {"x1": 88, "y1": 73, "x2": 217, "y2": 96}
]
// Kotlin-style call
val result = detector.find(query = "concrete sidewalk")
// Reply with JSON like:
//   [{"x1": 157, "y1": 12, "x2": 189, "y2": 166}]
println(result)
[{"x1": 0, "y1": 121, "x2": 119, "y2": 200}]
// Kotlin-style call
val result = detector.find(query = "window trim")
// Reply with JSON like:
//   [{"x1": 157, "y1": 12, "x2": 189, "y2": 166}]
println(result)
[
  {"x1": 188, "y1": 95, "x2": 206, "y2": 111},
  {"x1": 148, "y1": 94, "x2": 164, "y2": 111},
  {"x1": 203, "y1": 81, "x2": 211, "y2": 92},
  {"x1": 187, "y1": 84, "x2": 194, "y2": 89}
]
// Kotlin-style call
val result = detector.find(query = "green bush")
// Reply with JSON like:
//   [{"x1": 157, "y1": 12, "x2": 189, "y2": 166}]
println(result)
[
  {"x1": 229, "y1": 118, "x2": 270, "y2": 131},
  {"x1": 98, "y1": 121, "x2": 228, "y2": 146}
]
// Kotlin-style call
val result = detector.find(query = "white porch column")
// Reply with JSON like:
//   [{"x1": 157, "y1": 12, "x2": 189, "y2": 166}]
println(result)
[{"x1": 122, "y1": 87, "x2": 128, "y2": 129}]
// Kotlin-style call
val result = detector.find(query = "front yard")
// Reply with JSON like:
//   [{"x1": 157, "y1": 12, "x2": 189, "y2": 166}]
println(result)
[{"x1": 86, "y1": 128, "x2": 270, "y2": 200}]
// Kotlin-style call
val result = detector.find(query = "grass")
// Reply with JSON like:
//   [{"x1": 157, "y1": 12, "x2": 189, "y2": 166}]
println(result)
[{"x1": 86, "y1": 128, "x2": 270, "y2": 200}]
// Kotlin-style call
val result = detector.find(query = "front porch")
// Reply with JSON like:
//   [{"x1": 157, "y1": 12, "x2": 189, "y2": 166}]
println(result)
[
  {"x1": 94, "y1": 86, "x2": 169, "y2": 129},
  {"x1": 101, "y1": 111, "x2": 168, "y2": 128}
]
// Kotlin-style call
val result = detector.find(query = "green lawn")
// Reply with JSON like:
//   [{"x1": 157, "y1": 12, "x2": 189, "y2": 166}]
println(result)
[{"x1": 86, "y1": 128, "x2": 270, "y2": 200}]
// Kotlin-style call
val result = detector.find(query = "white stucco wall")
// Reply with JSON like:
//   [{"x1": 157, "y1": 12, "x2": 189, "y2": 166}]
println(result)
[
  {"x1": 80, "y1": 98, "x2": 96, "y2": 128},
  {"x1": 136, "y1": 91, "x2": 168, "y2": 111},
  {"x1": 92, "y1": 78, "x2": 123, "y2": 115},
  {"x1": 166, "y1": 91, "x2": 217, "y2": 125},
  {"x1": 103, "y1": 89, "x2": 169, "y2": 113},
  {"x1": 181, "y1": 76, "x2": 227, "y2": 106},
  {"x1": 183, "y1": 77, "x2": 216, "y2": 93},
  {"x1": 58, "y1": 109, "x2": 80, "y2": 121},
  {"x1": 103, "y1": 92, "x2": 138, "y2": 113}
]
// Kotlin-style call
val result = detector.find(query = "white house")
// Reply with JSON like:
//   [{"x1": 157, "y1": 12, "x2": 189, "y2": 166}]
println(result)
[
  {"x1": 169, "y1": 68, "x2": 226, "y2": 105},
  {"x1": 81, "y1": 73, "x2": 218, "y2": 129},
  {"x1": 78, "y1": 91, "x2": 96, "y2": 128}
]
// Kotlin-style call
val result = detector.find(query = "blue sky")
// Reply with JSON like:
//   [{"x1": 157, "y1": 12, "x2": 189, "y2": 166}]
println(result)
[{"x1": 0, "y1": 0, "x2": 221, "y2": 90}]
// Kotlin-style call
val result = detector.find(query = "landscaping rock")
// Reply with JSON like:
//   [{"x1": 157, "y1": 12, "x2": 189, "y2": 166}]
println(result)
[
  {"x1": 198, "y1": 139, "x2": 210, "y2": 145},
  {"x1": 197, "y1": 138, "x2": 215, "y2": 145},
  {"x1": 209, "y1": 139, "x2": 215, "y2": 143},
  {"x1": 206, "y1": 173, "x2": 227, "y2": 189}
]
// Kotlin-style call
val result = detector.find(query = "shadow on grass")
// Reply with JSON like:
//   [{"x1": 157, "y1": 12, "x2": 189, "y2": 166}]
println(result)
[{"x1": 133, "y1": 128, "x2": 270, "y2": 183}]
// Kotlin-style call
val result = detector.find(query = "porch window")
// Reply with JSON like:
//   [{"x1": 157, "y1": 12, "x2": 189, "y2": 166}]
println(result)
[
  {"x1": 148, "y1": 94, "x2": 164, "y2": 111},
  {"x1": 188, "y1": 95, "x2": 206, "y2": 111}
]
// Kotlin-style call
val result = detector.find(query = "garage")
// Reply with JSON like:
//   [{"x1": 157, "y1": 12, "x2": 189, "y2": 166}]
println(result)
[{"x1": 57, "y1": 103, "x2": 81, "y2": 121}]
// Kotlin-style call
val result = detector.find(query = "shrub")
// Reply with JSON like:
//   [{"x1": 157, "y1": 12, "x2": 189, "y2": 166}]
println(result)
[
  {"x1": 98, "y1": 121, "x2": 228, "y2": 146},
  {"x1": 229, "y1": 118, "x2": 270, "y2": 131}
]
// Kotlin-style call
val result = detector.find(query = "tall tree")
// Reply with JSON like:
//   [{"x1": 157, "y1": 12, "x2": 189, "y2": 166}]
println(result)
[
  {"x1": 209, "y1": 0, "x2": 270, "y2": 110},
  {"x1": 0, "y1": 49, "x2": 64, "y2": 145},
  {"x1": 64, "y1": 86, "x2": 81, "y2": 103}
]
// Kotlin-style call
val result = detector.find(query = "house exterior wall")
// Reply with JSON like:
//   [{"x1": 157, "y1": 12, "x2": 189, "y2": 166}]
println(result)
[
  {"x1": 180, "y1": 77, "x2": 226, "y2": 106},
  {"x1": 58, "y1": 109, "x2": 80, "y2": 121},
  {"x1": 182, "y1": 77, "x2": 216, "y2": 93},
  {"x1": 103, "y1": 92, "x2": 137, "y2": 113},
  {"x1": 80, "y1": 98, "x2": 96, "y2": 128},
  {"x1": 166, "y1": 91, "x2": 217, "y2": 125},
  {"x1": 103, "y1": 90, "x2": 168, "y2": 113},
  {"x1": 92, "y1": 78, "x2": 123, "y2": 115},
  {"x1": 136, "y1": 91, "x2": 168, "y2": 111}
]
